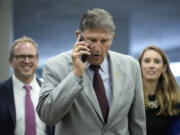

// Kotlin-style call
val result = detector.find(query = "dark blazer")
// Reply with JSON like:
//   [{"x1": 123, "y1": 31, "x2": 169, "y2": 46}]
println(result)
[
  {"x1": 168, "y1": 104, "x2": 180, "y2": 135},
  {"x1": 0, "y1": 77, "x2": 54, "y2": 135}
]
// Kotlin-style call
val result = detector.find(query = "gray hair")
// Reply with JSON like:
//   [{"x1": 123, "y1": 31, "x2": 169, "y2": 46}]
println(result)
[
  {"x1": 9, "y1": 36, "x2": 39, "y2": 60},
  {"x1": 79, "y1": 8, "x2": 115, "y2": 33}
]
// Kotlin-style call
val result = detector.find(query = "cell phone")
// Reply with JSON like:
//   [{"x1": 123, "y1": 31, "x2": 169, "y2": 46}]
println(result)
[{"x1": 80, "y1": 36, "x2": 88, "y2": 62}]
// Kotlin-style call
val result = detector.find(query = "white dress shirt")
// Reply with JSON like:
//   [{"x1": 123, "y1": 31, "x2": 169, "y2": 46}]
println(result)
[{"x1": 13, "y1": 74, "x2": 47, "y2": 135}]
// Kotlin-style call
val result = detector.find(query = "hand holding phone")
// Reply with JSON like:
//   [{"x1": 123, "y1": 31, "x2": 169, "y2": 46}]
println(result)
[{"x1": 79, "y1": 36, "x2": 88, "y2": 62}]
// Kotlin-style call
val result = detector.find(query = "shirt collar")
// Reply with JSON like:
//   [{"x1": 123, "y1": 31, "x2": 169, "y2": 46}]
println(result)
[
  {"x1": 86, "y1": 56, "x2": 107, "y2": 73},
  {"x1": 12, "y1": 74, "x2": 36, "y2": 90}
]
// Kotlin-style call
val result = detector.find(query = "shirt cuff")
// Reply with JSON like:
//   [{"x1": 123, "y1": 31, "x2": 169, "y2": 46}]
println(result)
[{"x1": 72, "y1": 72, "x2": 82, "y2": 83}]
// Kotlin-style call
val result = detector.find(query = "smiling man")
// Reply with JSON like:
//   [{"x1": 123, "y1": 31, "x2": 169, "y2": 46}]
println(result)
[
  {"x1": 0, "y1": 36, "x2": 54, "y2": 135},
  {"x1": 37, "y1": 8, "x2": 146, "y2": 135}
]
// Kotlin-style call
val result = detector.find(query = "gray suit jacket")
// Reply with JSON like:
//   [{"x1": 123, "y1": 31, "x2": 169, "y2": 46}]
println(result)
[{"x1": 37, "y1": 50, "x2": 146, "y2": 135}]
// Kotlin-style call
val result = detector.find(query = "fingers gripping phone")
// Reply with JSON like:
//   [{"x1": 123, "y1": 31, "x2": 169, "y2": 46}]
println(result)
[{"x1": 80, "y1": 36, "x2": 88, "y2": 62}]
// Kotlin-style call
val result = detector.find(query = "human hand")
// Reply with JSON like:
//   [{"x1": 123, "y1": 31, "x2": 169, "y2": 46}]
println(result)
[{"x1": 72, "y1": 35, "x2": 91, "y2": 77}]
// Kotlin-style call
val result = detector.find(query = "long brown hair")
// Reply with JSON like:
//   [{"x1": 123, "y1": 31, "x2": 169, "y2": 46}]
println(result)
[{"x1": 138, "y1": 45, "x2": 180, "y2": 116}]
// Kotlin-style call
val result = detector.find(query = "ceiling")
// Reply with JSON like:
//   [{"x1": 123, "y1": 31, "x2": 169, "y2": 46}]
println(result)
[{"x1": 13, "y1": 0, "x2": 180, "y2": 68}]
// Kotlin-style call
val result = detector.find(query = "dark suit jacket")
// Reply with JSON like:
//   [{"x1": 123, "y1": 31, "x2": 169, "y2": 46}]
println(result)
[
  {"x1": 168, "y1": 104, "x2": 180, "y2": 135},
  {"x1": 0, "y1": 77, "x2": 54, "y2": 135}
]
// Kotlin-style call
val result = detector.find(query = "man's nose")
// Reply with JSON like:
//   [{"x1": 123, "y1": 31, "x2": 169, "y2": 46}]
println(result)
[
  {"x1": 91, "y1": 41, "x2": 101, "y2": 50},
  {"x1": 24, "y1": 56, "x2": 31, "y2": 62}
]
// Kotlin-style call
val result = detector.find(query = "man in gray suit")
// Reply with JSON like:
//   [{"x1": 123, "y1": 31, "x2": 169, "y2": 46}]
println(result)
[{"x1": 37, "y1": 8, "x2": 146, "y2": 135}]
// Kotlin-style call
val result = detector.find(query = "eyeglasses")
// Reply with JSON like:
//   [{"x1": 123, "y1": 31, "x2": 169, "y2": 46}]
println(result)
[{"x1": 13, "y1": 54, "x2": 38, "y2": 61}]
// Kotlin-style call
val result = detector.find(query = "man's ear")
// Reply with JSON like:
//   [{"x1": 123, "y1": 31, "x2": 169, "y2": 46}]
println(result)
[
  {"x1": 75, "y1": 30, "x2": 80, "y2": 38},
  {"x1": 109, "y1": 32, "x2": 115, "y2": 47}
]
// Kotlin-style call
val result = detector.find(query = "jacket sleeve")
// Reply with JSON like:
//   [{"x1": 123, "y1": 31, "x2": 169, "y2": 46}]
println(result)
[
  {"x1": 128, "y1": 62, "x2": 147, "y2": 135},
  {"x1": 36, "y1": 57, "x2": 83, "y2": 125}
]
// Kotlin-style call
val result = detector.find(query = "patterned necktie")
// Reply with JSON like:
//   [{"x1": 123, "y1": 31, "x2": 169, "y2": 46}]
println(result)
[
  {"x1": 90, "y1": 65, "x2": 109, "y2": 123},
  {"x1": 24, "y1": 85, "x2": 36, "y2": 135}
]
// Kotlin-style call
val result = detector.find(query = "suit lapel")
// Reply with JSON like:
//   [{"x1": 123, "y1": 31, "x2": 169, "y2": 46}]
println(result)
[
  {"x1": 67, "y1": 54, "x2": 104, "y2": 123},
  {"x1": 36, "y1": 78, "x2": 42, "y2": 86},
  {"x1": 108, "y1": 52, "x2": 125, "y2": 121},
  {"x1": 6, "y1": 78, "x2": 16, "y2": 129},
  {"x1": 82, "y1": 70, "x2": 104, "y2": 122}
]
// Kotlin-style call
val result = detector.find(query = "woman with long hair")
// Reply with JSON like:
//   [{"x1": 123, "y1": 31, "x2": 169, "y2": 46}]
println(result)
[{"x1": 138, "y1": 45, "x2": 180, "y2": 135}]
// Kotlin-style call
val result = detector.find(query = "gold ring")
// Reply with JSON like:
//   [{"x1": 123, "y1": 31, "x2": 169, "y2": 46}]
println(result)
[{"x1": 74, "y1": 47, "x2": 79, "y2": 52}]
